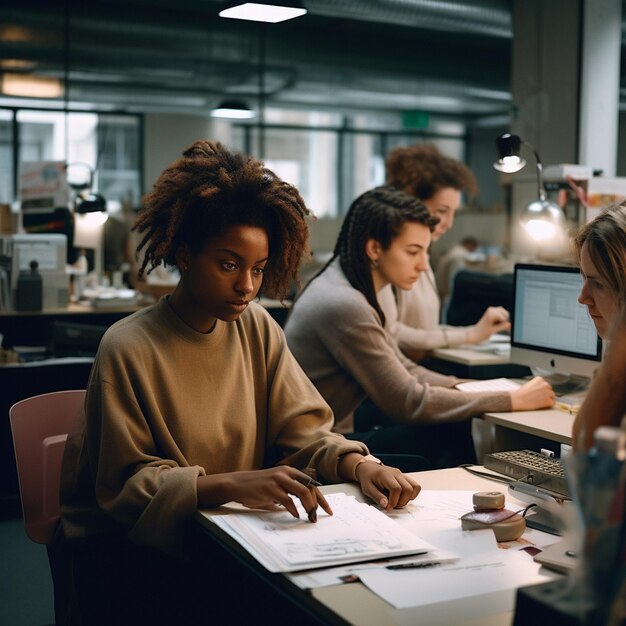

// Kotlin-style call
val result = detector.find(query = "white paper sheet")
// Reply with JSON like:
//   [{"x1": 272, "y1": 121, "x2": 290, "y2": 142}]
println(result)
[
  {"x1": 358, "y1": 547, "x2": 556, "y2": 610},
  {"x1": 455, "y1": 378, "x2": 520, "y2": 392},
  {"x1": 287, "y1": 548, "x2": 458, "y2": 590},
  {"x1": 207, "y1": 493, "x2": 435, "y2": 572}
]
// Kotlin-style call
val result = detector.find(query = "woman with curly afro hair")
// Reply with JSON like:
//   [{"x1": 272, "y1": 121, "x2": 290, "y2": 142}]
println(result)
[
  {"x1": 58, "y1": 141, "x2": 419, "y2": 625},
  {"x1": 380, "y1": 142, "x2": 510, "y2": 361}
]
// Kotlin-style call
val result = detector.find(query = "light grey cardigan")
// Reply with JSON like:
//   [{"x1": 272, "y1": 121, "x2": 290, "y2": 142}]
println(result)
[{"x1": 285, "y1": 259, "x2": 511, "y2": 434}]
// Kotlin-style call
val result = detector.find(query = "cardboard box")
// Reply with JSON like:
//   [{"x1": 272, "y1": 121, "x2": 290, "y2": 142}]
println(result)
[{"x1": 0, "y1": 204, "x2": 15, "y2": 233}]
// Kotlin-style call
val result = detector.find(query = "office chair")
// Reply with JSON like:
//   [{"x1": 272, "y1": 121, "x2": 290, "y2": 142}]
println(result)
[
  {"x1": 9, "y1": 389, "x2": 86, "y2": 624},
  {"x1": 446, "y1": 269, "x2": 514, "y2": 326}
]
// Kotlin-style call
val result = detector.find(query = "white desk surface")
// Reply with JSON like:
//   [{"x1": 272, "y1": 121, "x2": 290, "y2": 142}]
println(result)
[
  {"x1": 432, "y1": 343, "x2": 577, "y2": 446},
  {"x1": 482, "y1": 409, "x2": 575, "y2": 446},
  {"x1": 312, "y1": 467, "x2": 553, "y2": 626}
]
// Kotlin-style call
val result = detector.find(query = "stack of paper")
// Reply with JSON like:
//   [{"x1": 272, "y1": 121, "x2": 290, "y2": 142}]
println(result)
[
  {"x1": 456, "y1": 377, "x2": 520, "y2": 392},
  {"x1": 205, "y1": 493, "x2": 434, "y2": 572}
]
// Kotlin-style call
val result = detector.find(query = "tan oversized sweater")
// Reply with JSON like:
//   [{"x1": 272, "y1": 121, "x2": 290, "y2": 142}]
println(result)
[
  {"x1": 60, "y1": 298, "x2": 367, "y2": 554},
  {"x1": 285, "y1": 259, "x2": 511, "y2": 434}
]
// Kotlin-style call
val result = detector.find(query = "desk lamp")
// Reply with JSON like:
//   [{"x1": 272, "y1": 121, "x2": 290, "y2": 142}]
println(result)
[
  {"x1": 494, "y1": 133, "x2": 566, "y2": 242},
  {"x1": 68, "y1": 163, "x2": 108, "y2": 283}
]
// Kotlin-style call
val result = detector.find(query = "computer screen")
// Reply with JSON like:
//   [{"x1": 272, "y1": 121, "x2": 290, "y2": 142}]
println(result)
[{"x1": 511, "y1": 264, "x2": 602, "y2": 380}]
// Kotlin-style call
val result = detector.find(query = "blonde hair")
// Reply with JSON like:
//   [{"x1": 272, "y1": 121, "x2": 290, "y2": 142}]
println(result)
[{"x1": 574, "y1": 203, "x2": 626, "y2": 306}]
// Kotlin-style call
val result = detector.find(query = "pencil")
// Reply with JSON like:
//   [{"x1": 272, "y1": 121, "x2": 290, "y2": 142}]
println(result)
[{"x1": 296, "y1": 476, "x2": 322, "y2": 488}]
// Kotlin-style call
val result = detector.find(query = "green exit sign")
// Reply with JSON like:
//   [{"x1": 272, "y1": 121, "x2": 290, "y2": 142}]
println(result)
[{"x1": 402, "y1": 110, "x2": 429, "y2": 129}]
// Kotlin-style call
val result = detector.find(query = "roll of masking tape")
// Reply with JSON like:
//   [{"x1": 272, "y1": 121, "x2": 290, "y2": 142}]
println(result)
[{"x1": 473, "y1": 491, "x2": 505, "y2": 511}]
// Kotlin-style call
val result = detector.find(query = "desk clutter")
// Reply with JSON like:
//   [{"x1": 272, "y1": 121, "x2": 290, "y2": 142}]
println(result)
[
  {"x1": 559, "y1": 424, "x2": 626, "y2": 625},
  {"x1": 201, "y1": 489, "x2": 562, "y2": 617},
  {"x1": 516, "y1": 420, "x2": 626, "y2": 625},
  {"x1": 460, "y1": 491, "x2": 526, "y2": 541}
]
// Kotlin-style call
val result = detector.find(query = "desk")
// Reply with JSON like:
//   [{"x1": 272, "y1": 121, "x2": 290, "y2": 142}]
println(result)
[
  {"x1": 428, "y1": 345, "x2": 531, "y2": 380},
  {"x1": 193, "y1": 467, "x2": 556, "y2": 626},
  {"x1": 0, "y1": 298, "x2": 290, "y2": 348},
  {"x1": 0, "y1": 303, "x2": 141, "y2": 348},
  {"x1": 482, "y1": 409, "x2": 575, "y2": 453}
]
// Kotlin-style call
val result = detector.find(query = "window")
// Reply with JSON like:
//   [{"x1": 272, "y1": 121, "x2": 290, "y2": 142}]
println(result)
[
  {"x1": 3, "y1": 108, "x2": 142, "y2": 213},
  {"x1": 96, "y1": 115, "x2": 141, "y2": 211},
  {"x1": 231, "y1": 108, "x2": 468, "y2": 219},
  {"x1": 0, "y1": 109, "x2": 12, "y2": 204},
  {"x1": 233, "y1": 124, "x2": 339, "y2": 218}
]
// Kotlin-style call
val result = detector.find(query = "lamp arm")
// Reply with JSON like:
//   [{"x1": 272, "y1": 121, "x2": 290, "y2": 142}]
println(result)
[{"x1": 524, "y1": 142, "x2": 547, "y2": 201}]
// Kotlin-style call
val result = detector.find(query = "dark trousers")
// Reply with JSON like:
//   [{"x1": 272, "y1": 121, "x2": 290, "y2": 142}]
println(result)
[
  {"x1": 52, "y1": 523, "x2": 329, "y2": 626},
  {"x1": 51, "y1": 529, "x2": 217, "y2": 626},
  {"x1": 348, "y1": 398, "x2": 476, "y2": 470}
]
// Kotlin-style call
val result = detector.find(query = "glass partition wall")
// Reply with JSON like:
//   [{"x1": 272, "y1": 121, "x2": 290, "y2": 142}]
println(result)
[{"x1": 1, "y1": 108, "x2": 142, "y2": 214}]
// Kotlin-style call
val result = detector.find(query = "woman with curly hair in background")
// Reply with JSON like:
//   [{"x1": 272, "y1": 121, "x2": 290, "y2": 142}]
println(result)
[{"x1": 380, "y1": 143, "x2": 510, "y2": 361}]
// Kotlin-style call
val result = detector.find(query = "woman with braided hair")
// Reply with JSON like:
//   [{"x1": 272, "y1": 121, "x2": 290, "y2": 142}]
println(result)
[
  {"x1": 58, "y1": 142, "x2": 419, "y2": 625},
  {"x1": 285, "y1": 185, "x2": 554, "y2": 470}
]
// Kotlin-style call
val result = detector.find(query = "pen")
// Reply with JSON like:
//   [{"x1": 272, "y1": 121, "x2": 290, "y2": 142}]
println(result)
[
  {"x1": 553, "y1": 401, "x2": 580, "y2": 415},
  {"x1": 296, "y1": 476, "x2": 322, "y2": 488},
  {"x1": 386, "y1": 561, "x2": 441, "y2": 570}
]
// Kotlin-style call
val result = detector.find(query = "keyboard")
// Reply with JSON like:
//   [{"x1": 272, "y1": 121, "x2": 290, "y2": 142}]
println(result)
[
  {"x1": 551, "y1": 378, "x2": 588, "y2": 396},
  {"x1": 483, "y1": 449, "x2": 569, "y2": 496}
]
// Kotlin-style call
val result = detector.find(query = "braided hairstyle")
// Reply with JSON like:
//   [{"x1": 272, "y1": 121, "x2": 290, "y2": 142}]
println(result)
[
  {"x1": 385, "y1": 142, "x2": 478, "y2": 200},
  {"x1": 133, "y1": 140, "x2": 311, "y2": 299},
  {"x1": 295, "y1": 185, "x2": 437, "y2": 325},
  {"x1": 574, "y1": 202, "x2": 626, "y2": 307}
]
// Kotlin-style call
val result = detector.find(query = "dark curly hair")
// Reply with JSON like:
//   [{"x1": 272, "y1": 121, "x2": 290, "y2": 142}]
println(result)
[
  {"x1": 132, "y1": 140, "x2": 311, "y2": 299},
  {"x1": 293, "y1": 185, "x2": 438, "y2": 325},
  {"x1": 385, "y1": 142, "x2": 478, "y2": 200}
]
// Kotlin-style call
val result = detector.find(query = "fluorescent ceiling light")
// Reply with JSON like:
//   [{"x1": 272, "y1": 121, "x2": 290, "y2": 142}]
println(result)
[
  {"x1": 0, "y1": 59, "x2": 38, "y2": 71},
  {"x1": 210, "y1": 100, "x2": 256, "y2": 119},
  {"x1": 1, "y1": 73, "x2": 63, "y2": 98},
  {"x1": 219, "y1": 3, "x2": 307, "y2": 23}
]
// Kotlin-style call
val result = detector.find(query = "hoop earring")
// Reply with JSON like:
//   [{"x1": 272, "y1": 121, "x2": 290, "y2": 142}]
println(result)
[{"x1": 371, "y1": 258, "x2": 379, "y2": 268}]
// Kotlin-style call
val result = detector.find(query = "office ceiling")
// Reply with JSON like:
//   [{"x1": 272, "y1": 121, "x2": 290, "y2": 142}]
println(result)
[
  {"x1": 0, "y1": 0, "x2": 516, "y2": 121},
  {"x1": 0, "y1": 0, "x2": 620, "y2": 123}
]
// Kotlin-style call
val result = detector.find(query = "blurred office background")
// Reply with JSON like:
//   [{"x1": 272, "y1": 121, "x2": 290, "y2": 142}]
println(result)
[
  {"x1": 1, "y1": 2, "x2": 626, "y2": 622},
  {"x1": 2, "y1": 0, "x2": 625, "y2": 267}
]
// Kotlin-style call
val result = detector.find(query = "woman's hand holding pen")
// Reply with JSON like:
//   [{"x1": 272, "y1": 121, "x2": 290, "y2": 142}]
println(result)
[
  {"x1": 354, "y1": 463, "x2": 421, "y2": 512},
  {"x1": 197, "y1": 466, "x2": 332, "y2": 523}
]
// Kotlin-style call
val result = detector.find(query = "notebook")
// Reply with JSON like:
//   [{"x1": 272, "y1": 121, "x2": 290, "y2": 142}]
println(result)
[
  {"x1": 533, "y1": 536, "x2": 579, "y2": 573},
  {"x1": 455, "y1": 378, "x2": 520, "y2": 393}
]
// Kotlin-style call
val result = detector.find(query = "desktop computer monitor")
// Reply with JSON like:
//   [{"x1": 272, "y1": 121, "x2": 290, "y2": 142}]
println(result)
[{"x1": 511, "y1": 263, "x2": 602, "y2": 381}]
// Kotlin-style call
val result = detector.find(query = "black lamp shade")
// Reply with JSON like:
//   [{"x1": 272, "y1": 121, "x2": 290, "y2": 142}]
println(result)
[
  {"x1": 75, "y1": 192, "x2": 106, "y2": 214},
  {"x1": 495, "y1": 133, "x2": 522, "y2": 159},
  {"x1": 493, "y1": 133, "x2": 526, "y2": 173}
]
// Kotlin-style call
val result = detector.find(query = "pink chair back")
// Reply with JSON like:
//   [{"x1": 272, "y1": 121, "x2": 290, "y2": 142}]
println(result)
[{"x1": 9, "y1": 389, "x2": 86, "y2": 544}]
